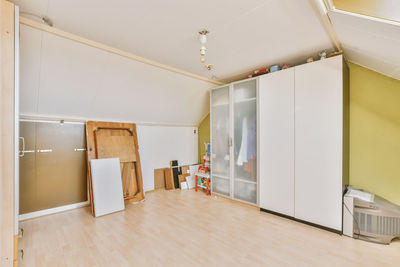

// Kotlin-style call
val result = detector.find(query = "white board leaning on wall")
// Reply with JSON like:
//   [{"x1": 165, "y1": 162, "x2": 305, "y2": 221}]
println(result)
[{"x1": 90, "y1": 158, "x2": 125, "y2": 217}]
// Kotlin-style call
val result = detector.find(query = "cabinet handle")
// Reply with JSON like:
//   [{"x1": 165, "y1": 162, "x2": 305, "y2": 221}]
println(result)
[
  {"x1": 19, "y1": 137, "x2": 25, "y2": 157},
  {"x1": 19, "y1": 228, "x2": 24, "y2": 238},
  {"x1": 21, "y1": 150, "x2": 35, "y2": 153},
  {"x1": 228, "y1": 137, "x2": 232, "y2": 147},
  {"x1": 37, "y1": 149, "x2": 52, "y2": 153},
  {"x1": 19, "y1": 139, "x2": 35, "y2": 154},
  {"x1": 74, "y1": 148, "x2": 86, "y2": 152}
]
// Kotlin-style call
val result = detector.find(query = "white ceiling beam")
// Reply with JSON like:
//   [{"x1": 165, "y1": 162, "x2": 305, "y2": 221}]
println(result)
[
  {"x1": 333, "y1": 0, "x2": 400, "y2": 24},
  {"x1": 322, "y1": 0, "x2": 335, "y2": 10},
  {"x1": 309, "y1": 0, "x2": 342, "y2": 51},
  {"x1": 331, "y1": 9, "x2": 400, "y2": 27},
  {"x1": 19, "y1": 16, "x2": 224, "y2": 86},
  {"x1": 19, "y1": 113, "x2": 199, "y2": 127}
]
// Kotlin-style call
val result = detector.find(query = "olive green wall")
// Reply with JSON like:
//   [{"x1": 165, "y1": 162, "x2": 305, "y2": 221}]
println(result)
[
  {"x1": 349, "y1": 62, "x2": 400, "y2": 205},
  {"x1": 198, "y1": 114, "x2": 210, "y2": 163}
]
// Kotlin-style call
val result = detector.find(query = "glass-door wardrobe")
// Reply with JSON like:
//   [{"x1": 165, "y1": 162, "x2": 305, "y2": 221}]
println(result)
[{"x1": 210, "y1": 79, "x2": 258, "y2": 205}]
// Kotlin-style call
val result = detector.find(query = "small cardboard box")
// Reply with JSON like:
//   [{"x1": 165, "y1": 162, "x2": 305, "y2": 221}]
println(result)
[
  {"x1": 180, "y1": 181, "x2": 188, "y2": 190},
  {"x1": 178, "y1": 174, "x2": 190, "y2": 189},
  {"x1": 181, "y1": 166, "x2": 190, "y2": 176},
  {"x1": 186, "y1": 176, "x2": 195, "y2": 189},
  {"x1": 154, "y1": 168, "x2": 165, "y2": 189},
  {"x1": 164, "y1": 168, "x2": 174, "y2": 190}
]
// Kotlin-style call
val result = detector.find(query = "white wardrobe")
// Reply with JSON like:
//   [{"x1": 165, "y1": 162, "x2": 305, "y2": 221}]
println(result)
[{"x1": 259, "y1": 55, "x2": 349, "y2": 232}]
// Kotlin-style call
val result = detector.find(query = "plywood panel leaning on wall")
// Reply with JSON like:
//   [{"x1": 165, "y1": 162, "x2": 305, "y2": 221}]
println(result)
[
  {"x1": 86, "y1": 121, "x2": 144, "y2": 216},
  {"x1": 164, "y1": 168, "x2": 174, "y2": 190},
  {"x1": 1, "y1": 0, "x2": 16, "y2": 265},
  {"x1": 154, "y1": 168, "x2": 166, "y2": 189}
]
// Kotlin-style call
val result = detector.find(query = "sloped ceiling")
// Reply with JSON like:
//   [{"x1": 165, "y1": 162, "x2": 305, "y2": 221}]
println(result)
[
  {"x1": 329, "y1": 10, "x2": 400, "y2": 80},
  {"x1": 12, "y1": 0, "x2": 334, "y2": 83},
  {"x1": 19, "y1": 25, "x2": 213, "y2": 125}
]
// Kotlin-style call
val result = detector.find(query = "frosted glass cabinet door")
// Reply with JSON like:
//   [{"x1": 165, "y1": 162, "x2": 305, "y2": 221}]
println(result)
[
  {"x1": 211, "y1": 86, "x2": 230, "y2": 196},
  {"x1": 233, "y1": 80, "x2": 257, "y2": 203}
]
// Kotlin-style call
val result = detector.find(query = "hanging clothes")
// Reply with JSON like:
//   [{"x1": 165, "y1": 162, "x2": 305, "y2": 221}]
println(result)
[
  {"x1": 244, "y1": 119, "x2": 257, "y2": 180},
  {"x1": 247, "y1": 119, "x2": 256, "y2": 160},
  {"x1": 237, "y1": 117, "x2": 248, "y2": 166}
]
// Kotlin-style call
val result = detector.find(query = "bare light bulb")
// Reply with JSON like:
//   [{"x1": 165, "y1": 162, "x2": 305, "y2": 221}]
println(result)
[
  {"x1": 198, "y1": 30, "x2": 209, "y2": 65},
  {"x1": 200, "y1": 46, "x2": 207, "y2": 55},
  {"x1": 199, "y1": 34, "x2": 207, "y2": 44}
]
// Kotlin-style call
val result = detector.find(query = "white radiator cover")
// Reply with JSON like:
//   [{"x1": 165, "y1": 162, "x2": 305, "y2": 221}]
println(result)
[{"x1": 343, "y1": 187, "x2": 400, "y2": 244}]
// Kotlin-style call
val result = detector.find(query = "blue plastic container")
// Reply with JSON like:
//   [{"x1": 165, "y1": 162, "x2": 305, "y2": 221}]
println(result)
[{"x1": 270, "y1": 65, "x2": 281, "y2": 72}]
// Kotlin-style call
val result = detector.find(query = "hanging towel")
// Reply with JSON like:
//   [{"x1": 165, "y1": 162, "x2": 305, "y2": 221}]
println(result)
[{"x1": 237, "y1": 117, "x2": 248, "y2": 166}]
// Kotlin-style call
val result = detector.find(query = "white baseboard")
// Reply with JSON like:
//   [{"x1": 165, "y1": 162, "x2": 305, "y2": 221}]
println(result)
[
  {"x1": 19, "y1": 201, "x2": 89, "y2": 221},
  {"x1": 144, "y1": 186, "x2": 154, "y2": 192}
]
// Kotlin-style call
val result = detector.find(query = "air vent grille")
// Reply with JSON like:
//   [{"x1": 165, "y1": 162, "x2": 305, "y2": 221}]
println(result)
[{"x1": 354, "y1": 212, "x2": 400, "y2": 236}]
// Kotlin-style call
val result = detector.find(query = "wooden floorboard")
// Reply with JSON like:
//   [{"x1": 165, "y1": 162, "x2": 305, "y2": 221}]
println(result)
[{"x1": 19, "y1": 189, "x2": 400, "y2": 266}]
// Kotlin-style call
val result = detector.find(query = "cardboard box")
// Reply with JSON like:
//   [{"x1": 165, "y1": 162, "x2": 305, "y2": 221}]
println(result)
[
  {"x1": 180, "y1": 182, "x2": 188, "y2": 190},
  {"x1": 189, "y1": 165, "x2": 200, "y2": 176},
  {"x1": 154, "y1": 168, "x2": 165, "y2": 189},
  {"x1": 164, "y1": 168, "x2": 174, "y2": 190},
  {"x1": 181, "y1": 166, "x2": 190, "y2": 176},
  {"x1": 186, "y1": 176, "x2": 195, "y2": 189},
  {"x1": 178, "y1": 174, "x2": 190, "y2": 189}
]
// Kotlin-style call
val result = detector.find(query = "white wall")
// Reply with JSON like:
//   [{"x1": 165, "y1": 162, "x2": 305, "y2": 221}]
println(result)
[
  {"x1": 20, "y1": 24, "x2": 213, "y2": 125},
  {"x1": 20, "y1": 24, "x2": 209, "y2": 193},
  {"x1": 137, "y1": 125, "x2": 198, "y2": 192}
]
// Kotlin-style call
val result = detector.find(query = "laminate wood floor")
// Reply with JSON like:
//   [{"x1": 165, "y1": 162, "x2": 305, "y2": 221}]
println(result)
[{"x1": 19, "y1": 189, "x2": 400, "y2": 266}]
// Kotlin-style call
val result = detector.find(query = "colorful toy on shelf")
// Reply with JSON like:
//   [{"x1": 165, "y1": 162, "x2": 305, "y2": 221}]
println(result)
[
  {"x1": 203, "y1": 142, "x2": 211, "y2": 167},
  {"x1": 247, "y1": 67, "x2": 269, "y2": 78},
  {"x1": 319, "y1": 51, "x2": 327, "y2": 60},
  {"x1": 195, "y1": 165, "x2": 210, "y2": 195},
  {"x1": 195, "y1": 144, "x2": 211, "y2": 195}
]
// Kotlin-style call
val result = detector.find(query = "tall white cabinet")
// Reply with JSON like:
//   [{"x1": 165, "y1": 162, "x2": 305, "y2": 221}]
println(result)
[
  {"x1": 259, "y1": 68, "x2": 295, "y2": 217},
  {"x1": 294, "y1": 56, "x2": 348, "y2": 231},
  {"x1": 211, "y1": 79, "x2": 258, "y2": 205},
  {"x1": 258, "y1": 55, "x2": 349, "y2": 232}
]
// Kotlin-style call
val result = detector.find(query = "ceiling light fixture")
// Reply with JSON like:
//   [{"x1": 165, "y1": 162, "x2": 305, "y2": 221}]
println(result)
[
  {"x1": 198, "y1": 29, "x2": 209, "y2": 63},
  {"x1": 204, "y1": 64, "x2": 214, "y2": 71}
]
